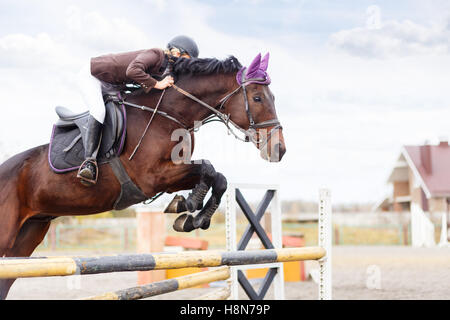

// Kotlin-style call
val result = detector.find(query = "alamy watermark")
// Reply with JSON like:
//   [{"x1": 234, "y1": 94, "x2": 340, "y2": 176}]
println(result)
[
  {"x1": 66, "y1": 272, "x2": 82, "y2": 290},
  {"x1": 366, "y1": 265, "x2": 382, "y2": 290}
]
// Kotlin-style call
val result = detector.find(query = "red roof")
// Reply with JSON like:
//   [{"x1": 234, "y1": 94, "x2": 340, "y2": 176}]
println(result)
[{"x1": 404, "y1": 141, "x2": 450, "y2": 197}]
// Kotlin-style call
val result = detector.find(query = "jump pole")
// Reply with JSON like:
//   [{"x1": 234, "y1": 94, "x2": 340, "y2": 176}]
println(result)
[
  {"x1": 83, "y1": 266, "x2": 231, "y2": 300},
  {"x1": 0, "y1": 247, "x2": 325, "y2": 279},
  {"x1": 197, "y1": 287, "x2": 232, "y2": 300}
]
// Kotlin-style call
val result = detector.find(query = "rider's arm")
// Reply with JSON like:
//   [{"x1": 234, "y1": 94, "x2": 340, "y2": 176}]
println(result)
[{"x1": 125, "y1": 49, "x2": 161, "y2": 93}]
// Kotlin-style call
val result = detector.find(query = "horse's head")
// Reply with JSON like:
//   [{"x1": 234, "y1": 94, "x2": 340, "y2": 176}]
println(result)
[{"x1": 222, "y1": 53, "x2": 286, "y2": 162}]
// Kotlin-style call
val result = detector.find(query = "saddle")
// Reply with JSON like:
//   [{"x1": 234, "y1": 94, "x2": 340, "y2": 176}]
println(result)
[
  {"x1": 49, "y1": 98, "x2": 126, "y2": 172},
  {"x1": 48, "y1": 95, "x2": 149, "y2": 210}
]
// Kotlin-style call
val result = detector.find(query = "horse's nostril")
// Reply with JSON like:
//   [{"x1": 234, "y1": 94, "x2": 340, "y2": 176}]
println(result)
[
  {"x1": 268, "y1": 143, "x2": 279, "y2": 162},
  {"x1": 272, "y1": 143, "x2": 286, "y2": 161}
]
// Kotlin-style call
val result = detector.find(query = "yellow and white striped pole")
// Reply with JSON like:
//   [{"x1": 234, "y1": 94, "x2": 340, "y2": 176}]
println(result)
[
  {"x1": 0, "y1": 247, "x2": 325, "y2": 279},
  {"x1": 83, "y1": 267, "x2": 231, "y2": 300}
]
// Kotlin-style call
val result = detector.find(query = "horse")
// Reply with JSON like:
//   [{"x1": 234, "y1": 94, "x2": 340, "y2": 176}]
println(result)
[{"x1": 0, "y1": 52, "x2": 286, "y2": 299}]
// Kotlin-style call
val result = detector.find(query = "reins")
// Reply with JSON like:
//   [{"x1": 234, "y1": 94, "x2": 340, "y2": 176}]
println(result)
[
  {"x1": 171, "y1": 84, "x2": 245, "y2": 140},
  {"x1": 128, "y1": 89, "x2": 166, "y2": 161}
]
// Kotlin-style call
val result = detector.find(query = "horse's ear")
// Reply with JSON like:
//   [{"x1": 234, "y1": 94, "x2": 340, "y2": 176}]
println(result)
[
  {"x1": 260, "y1": 52, "x2": 269, "y2": 71},
  {"x1": 247, "y1": 53, "x2": 262, "y2": 76}
]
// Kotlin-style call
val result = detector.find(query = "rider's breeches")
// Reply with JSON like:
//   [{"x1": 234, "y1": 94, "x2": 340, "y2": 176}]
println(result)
[{"x1": 76, "y1": 64, "x2": 106, "y2": 124}]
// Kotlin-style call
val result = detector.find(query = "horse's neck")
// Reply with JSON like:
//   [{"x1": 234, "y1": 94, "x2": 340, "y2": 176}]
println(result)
[{"x1": 129, "y1": 74, "x2": 235, "y2": 129}]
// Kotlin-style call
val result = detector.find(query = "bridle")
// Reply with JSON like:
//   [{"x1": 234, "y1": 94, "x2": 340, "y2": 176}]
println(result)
[
  {"x1": 118, "y1": 67, "x2": 283, "y2": 159},
  {"x1": 172, "y1": 67, "x2": 283, "y2": 148}
]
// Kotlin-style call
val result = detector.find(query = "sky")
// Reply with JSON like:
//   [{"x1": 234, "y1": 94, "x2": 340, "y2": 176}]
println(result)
[{"x1": 0, "y1": 0, "x2": 449, "y2": 205}]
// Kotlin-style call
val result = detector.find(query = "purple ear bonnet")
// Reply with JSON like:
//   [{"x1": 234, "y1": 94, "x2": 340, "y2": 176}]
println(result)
[{"x1": 236, "y1": 52, "x2": 271, "y2": 85}]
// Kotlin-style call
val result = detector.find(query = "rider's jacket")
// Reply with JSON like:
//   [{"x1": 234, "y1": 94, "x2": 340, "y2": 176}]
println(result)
[{"x1": 90, "y1": 48, "x2": 168, "y2": 93}]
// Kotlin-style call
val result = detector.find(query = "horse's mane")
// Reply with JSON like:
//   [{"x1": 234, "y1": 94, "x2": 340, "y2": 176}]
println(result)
[
  {"x1": 172, "y1": 56, "x2": 242, "y2": 76},
  {"x1": 124, "y1": 56, "x2": 243, "y2": 98}
]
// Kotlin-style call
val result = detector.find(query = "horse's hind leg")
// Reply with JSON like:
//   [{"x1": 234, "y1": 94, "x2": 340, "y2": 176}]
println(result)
[
  {"x1": 0, "y1": 218, "x2": 51, "y2": 300},
  {"x1": 193, "y1": 172, "x2": 227, "y2": 230},
  {"x1": 0, "y1": 202, "x2": 23, "y2": 299}
]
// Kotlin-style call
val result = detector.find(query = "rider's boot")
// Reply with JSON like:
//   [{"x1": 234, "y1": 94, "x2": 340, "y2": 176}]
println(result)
[{"x1": 77, "y1": 116, "x2": 103, "y2": 186}]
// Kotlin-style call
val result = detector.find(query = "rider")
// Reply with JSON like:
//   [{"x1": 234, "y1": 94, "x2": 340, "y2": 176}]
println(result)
[{"x1": 76, "y1": 35, "x2": 199, "y2": 186}]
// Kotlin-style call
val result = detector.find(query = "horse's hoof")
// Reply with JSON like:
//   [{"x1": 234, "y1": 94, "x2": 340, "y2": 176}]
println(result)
[
  {"x1": 191, "y1": 214, "x2": 211, "y2": 230},
  {"x1": 173, "y1": 213, "x2": 195, "y2": 232},
  {"x1": 200, "y1": 219, "x2": 211, "y2": 230},
  {"x1": 164, "y1": 195, "x2": 187, "y2": 213}
]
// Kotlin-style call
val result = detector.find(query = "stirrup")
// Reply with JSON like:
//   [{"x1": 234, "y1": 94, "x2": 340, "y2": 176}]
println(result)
[{"x1": 77, "y1": 159, "x2": 98, "y2": 186}]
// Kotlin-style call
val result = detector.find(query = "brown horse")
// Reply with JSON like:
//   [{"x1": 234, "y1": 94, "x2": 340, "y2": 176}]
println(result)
[{"x1": 0, "y1": 53, "x2": 286, "y2": 299}]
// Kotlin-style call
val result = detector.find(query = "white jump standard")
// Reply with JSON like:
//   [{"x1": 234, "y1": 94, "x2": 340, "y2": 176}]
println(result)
[{"x1": 225, "y1": 183, "x2": 332, "y2": 300}]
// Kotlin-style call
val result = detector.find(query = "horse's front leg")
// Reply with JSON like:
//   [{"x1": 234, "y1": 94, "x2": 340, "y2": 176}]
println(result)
[
  {"x1": 172, "y1": 169, "x2": 227, "y2": 233},
  {"x1": 192, "y1": 172, "x2": 227, "y2": 230},
  {"x1": 184, "y1": 159, "x2": 216, "y2": 213},
  {"x1": 164, "y1": 159, "x2": 216, "y2": 213},
  {"x1": 162, "y1": 159, "x2": 219, "y2": 232}
]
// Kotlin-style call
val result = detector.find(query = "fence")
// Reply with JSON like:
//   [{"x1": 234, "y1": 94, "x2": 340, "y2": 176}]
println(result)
[{"x1": 37, "y1": 221, "x2": 425, "y2": 251}]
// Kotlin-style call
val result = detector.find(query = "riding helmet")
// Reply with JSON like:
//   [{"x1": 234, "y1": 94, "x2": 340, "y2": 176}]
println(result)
[{"x1": 167, "y1": 35, "x2": 199, "y2": 58}]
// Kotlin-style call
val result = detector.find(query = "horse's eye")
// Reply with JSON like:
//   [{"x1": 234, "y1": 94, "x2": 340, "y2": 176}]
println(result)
[{"x1": 253, "y1": 96, "x2": 262, "y2": 102}]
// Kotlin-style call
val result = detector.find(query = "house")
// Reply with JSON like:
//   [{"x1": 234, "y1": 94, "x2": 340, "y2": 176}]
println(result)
[{"x1": 375, "y1": 139, "x2": 450, "y2": 247}]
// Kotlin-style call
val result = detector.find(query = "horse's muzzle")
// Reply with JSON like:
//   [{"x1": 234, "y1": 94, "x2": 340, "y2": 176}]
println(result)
[
  {"x1": 261, "y1": 142, "x2": 286, "y2": 162},
  {"x1": 271, "y1": 142, "x2": 286, "y2": 162},
  {"x1": 258, "y1": 127, "x2": 286, "y2": 162}
]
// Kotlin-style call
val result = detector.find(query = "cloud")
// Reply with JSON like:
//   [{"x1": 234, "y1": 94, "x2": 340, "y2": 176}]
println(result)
[
  {"x1": 0, "y1": 1, "x2": 285, "y2": 70},
  {"x1": 0, "y1": 32, "x2": 77, "y2": 69},
  {"x1": 1, "y1": 1, "x2": 450, "y2": 204},
  {"x1": 65, "y1": 6, "x2": 152, "y2": 53},
  {"x1": 329, "y1": 5, "x2": 450, "y2": 58},
  {"x1": 144, "y1": 0, "x2": 167, "y2": 12}
]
